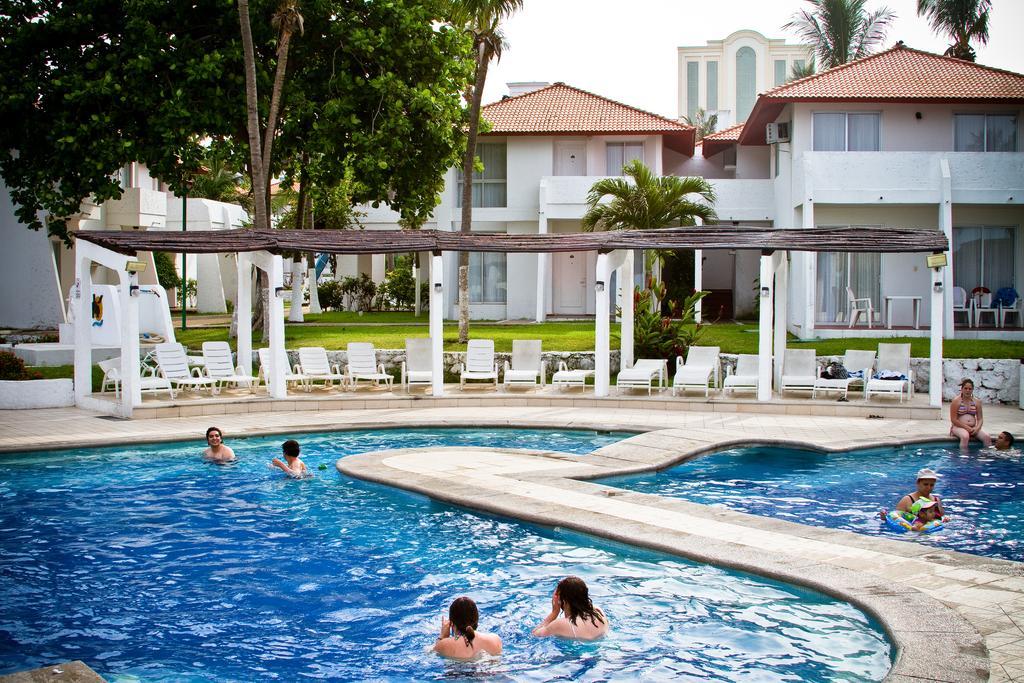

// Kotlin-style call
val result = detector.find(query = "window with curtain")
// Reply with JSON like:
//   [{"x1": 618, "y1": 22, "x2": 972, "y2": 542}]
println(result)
[
  {"x1": 606, "y1": 142, "x2": 644, "y2": 175},
  {"x1": 954, "y1": 114, "x2": 1017, "y2": 152},
  {"x1": 774, "y1": 59, "x2": 786, "y2": 86},
  {"x1": 686, "y1": 61, "x2": 699, "y2": 121},
  {"x1": 455, "y1": 142, "x2": 506, "y2": 207},
  {"x1": 954, "y1": 226, "x2": 1016, "y2": 292},
  {"x1": 812, "y1": 112, "x2": 880, "y2": 151},
  {"x1": 735, "y1": 47, "x2": 756, "y2": 122},
  {"x1": 815, "y1": 244, "x2": 881, "y2": 323},
  {"x1": 706, "y1": 61, "x2": 718, "y2": 111},
  {"x1": 469, "y1": 251, "x2": 507, "y2": 303}
]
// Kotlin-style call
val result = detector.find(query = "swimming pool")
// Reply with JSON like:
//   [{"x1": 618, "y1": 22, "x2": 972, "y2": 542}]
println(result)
[
  {"x1": 602, "y1": 442, "x2": 1023, "y2": 561},
  {"x1": 0, "y1": 429, "x2": 892, "y2": 681}
]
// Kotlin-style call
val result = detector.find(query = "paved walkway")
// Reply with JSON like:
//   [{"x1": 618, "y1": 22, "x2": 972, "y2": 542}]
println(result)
[{"x1": 2, "y1": 404, "x2": 1023, "y2": 681}]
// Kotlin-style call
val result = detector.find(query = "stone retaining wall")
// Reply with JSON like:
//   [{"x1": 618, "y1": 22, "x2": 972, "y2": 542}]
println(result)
[{"x1": 280, "y1": 349, "x2": 1021, "y2": 404}]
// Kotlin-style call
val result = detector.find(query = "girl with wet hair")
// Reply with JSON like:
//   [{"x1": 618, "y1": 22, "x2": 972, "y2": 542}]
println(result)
[
  {"x1": 432, "y1": 596, "x2": 502, "y2": 659},
  {"x1": 532, "y1": 576, "x2": 609, "y2": 640}
]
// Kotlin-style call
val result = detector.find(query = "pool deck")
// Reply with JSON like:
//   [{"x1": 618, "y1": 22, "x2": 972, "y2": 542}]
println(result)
[{"x1": 2, "y1": 403, "x2": 1023, "y2": 682}]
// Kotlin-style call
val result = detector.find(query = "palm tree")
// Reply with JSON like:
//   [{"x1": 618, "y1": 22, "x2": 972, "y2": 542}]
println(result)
[
  {"x1": 917, "y1": 0, "x2": 991, "y2": 62},
  {"x1": 682, "y1": 108, "x2": 718, "y2": 142},
  {"x1": 451, "y1": 0, "x2": 523, "y2": 343},
  {"x1": 783, "y1": 0, "x2": 896, "y2": 69},
  {"x1": 582, "y1": 160, "x2": 716, "y2": 283},
  {"x1": 788, "y1": 57, "x2": 817, "y2": 82}
]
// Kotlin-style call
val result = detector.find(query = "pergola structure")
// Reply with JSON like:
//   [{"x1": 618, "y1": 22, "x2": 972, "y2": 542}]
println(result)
[{"x1": 75, "y1": 226, "x2": 948, "y2": 416}]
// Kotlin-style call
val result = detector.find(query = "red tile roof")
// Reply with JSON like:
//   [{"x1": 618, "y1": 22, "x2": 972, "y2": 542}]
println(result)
[
  {"x1": 701, "y1": 123, "x2": 744, "y2": 157},
  {"x1": 481, "y1": 83, "x2": 695, "y2": 156},
  {"x1": 740, "y1": 43, "x2": 1024, "y2": 145}
]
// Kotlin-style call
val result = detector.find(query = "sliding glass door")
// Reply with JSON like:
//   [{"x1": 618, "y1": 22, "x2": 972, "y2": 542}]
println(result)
[
  {"x1": 816, "y1": 252, "x2": 881, "y2": 323},
  {"x1": 953, "y1": 226, "x2": 1016, "y2": 293}
]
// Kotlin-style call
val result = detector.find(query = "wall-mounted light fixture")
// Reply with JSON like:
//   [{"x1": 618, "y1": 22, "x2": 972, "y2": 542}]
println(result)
[
  {"x1": 125, "y1": 260, "x2": 147, "y2": 274},
  {"x1": 595, "y1": 281, "x2": 605, "y2": 292},
  {"x1": 129, "y1": 285, "x2": 140, "y2": 297},
  {"x1": 275, "y1": 286, "x2": 287, "y2": 298},
  {"x1": 433, "y1": 282, "x2": 442, "y2": 293},
  {"x1": 933, "y1": 281, "x2": 943, "y2": 293},
  {"x1": 760, "y1": 286, "x2": 770, "y2": 298}
]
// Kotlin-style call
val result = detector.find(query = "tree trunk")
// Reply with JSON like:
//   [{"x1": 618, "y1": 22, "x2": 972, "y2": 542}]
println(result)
[
  {"x1": 458, "y1": 42, "x2": 492, "y2": 344},
  {"x1": 261, "y1": 28, "x2": 294, "y2": 216},
  {"x1": 237, "y1": 0, "x2": 268, "y2": 231}
]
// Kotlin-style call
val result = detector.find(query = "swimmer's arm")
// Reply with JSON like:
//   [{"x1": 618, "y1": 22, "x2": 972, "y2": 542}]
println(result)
[
  {"x1": 223, "y1": 445, "x2": 236, "y2": 459},
  {"x1": 973, "y1": 402, "x2": 984, "y2": 432},
  {"x1": 533, "y1": 618, "x2": 570, "y2": 638},
  {"x1": 271, "y1": 458, "x2": 292, "y2": 474},
  {"x1": 894, "y1": 495, "x2": 914, "y2": 513},
  {"x1": 433, "y1": 618, "x2": 452, "y2": 654}
]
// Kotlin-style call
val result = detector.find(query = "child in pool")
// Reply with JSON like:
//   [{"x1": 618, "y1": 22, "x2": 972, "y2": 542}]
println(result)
[
  {"x1": 271, "y1": 439, "x2": 310, "y2": 478},
  {"x1": 911, "y1": 499, "x2": 941, "y2": 531}
]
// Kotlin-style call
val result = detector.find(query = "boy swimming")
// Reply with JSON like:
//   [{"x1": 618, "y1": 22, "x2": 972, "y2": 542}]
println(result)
[{"x1": 271, "y1": 439, "x2": 310, "y2": 478}]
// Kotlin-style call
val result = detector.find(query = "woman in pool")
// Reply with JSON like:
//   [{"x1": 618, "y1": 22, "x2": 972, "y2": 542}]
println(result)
[
  {"x1": 433, "y1": 596, "x2": 502, "y2": 659},
  {"x1": 532, "y1": 576, "x2": 608, "y2": 640},
  {"x1": 950, "y1": 379, "x2": 992, "y2": 449},
  {"x1": 271, "y1": 439, "x2": 310, "y2": 478},
  {"x1": 879, "y1": 467, "x2": 946, "y2": 520},
  {"x1": 203, "y1": 427, "x2": 235, "y2": 463}
]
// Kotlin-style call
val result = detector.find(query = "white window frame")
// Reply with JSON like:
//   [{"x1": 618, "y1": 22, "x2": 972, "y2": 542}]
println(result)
[
  {"x1": 815, "y1": 225, "x2": 883, "y2": 323},
  {"x1": 811, "y1": 111, "x2": 882, "y2": 151},
  {"x1": 455, "y1": 141, "x2": 507, "y2": 208},
  {"x1": 605, "y1": 141, "x2": 645, "y2": 175},
  {"x1": 468, "y1": 250, "x2": 507, "y2": 304},
  {"x1": 953, "y1": 113, "x2": 1018, "y2": 152}
]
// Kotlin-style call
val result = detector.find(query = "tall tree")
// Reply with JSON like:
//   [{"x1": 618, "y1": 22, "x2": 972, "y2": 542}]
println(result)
[
  {"x1": 682, "y1": 108, "x2": 718, "y2": 142},
  {"x1": 783, "y1": 0, "x2": 896, "y2": 69},
  {"x1": 917, "y1": 0, "x2": 991, "y2": 61},
  {"x1": 451, "y1": 0, "x2": 523, "y2": 344},
  {"x1": 582, "y1": 160, "x2": 717, "y2": 282}
]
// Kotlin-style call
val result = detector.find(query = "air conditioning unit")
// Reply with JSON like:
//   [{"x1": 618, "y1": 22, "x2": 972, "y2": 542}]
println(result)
[{"x1": 766, "y1": 121, "x2": 791, "y2": 144}]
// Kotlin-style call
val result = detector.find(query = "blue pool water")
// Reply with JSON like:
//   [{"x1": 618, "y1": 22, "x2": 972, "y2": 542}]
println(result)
[
  {"x1": 603, "y1": 442, "x2": 1024, "y2": 561},
  {"x1": 0, "y1": 428, "x2": 891, "y2": 681}
]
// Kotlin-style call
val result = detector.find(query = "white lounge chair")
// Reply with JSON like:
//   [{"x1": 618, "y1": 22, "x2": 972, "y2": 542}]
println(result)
[
  {"x1": 503, "y1": 340, "x2": 545, "y2": 390},
  {"x1": 812, "y1": 349, "x2": 876, "y2": 400},
  {"x1": 98, "y1": 357, "x2": 173, "y2": 399},
  {"x1": 671, "y1": 345, "x2": 720, "y2": 397},
  {"x1": 297, "y1": 347, "x2": 348, "y2": 391},
  {"x1": 616, "y1": 358, "x2": 667, "y2": 395},
  {"x1": 780, "y1": 349, "x2": 818, "y2": 396},
  {"x1": 723, "y1": 354, "x2": 759, "y2": 396},
  {"x1": 460, "y1": 339, "x2": 498, "y2": 390},
  {"x1": 154, "y1": 342, "x2": 219, "y2": 398},
  {"x1": 202, "y1": 342, "x2": 258, "y2": 393},
  {"x1": 257, "y1": 348, "x2": 309, "y2": 392},
  {"x1": 344, "y1": 342, "x2": 393, "y2": 391},
  {"x1": 401, "y1": 338, "x2": 434, "y2": 392},
  {"x1": 865, "y1": 343, "x2": 914, "y2": 403},
  {"x1": 551, "y1": 362, "x2": 594, "y2": 391}
]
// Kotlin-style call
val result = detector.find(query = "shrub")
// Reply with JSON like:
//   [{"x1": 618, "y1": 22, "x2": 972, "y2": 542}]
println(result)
[
  {"x1": 377, "y1": 255, "x2": 417, "y2": 310},
  {"x1": 340, "y1": 274, "x2": 376, "y2": 311},
  {"x1": 154, "y1": 252, "x2": 180, "y2": 290},
  {"x1": 317, "y1": 280, "x2": 345, "y2": 311},
  {"x1": 0, "y1": 351, "x2": 41, "y2": 381},
  {"x1": 632, "y1": 278, "x2": 707, "y2": 362}
]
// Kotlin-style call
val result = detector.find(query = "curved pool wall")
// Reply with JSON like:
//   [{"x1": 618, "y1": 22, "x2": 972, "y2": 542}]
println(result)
[
  {"x1": 0, "y1": 429, "x2": 894, "y2": 681},
  {"x1": 598, "y1": 441, "x2": 1024, "y2": 561}
]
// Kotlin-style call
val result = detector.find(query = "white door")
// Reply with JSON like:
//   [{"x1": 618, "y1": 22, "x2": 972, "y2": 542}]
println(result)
[
  {"x1": 554, "y1": 142, "x2": 587, "y2": 176},
  {"x1": 554, "y1": 252, "x2": 586, "y2": 312}
]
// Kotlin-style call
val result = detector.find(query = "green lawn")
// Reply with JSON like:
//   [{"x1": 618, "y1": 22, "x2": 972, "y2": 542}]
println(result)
[
  {"x1": 302, "y1": 311, "x2": 428, "y2": 324},
  {"x1": 31, "y1": 365, "x2": 104, "y2": 392},
  {"x1": 170, "y1": 321, "x2": 1024, "y2": 359}
]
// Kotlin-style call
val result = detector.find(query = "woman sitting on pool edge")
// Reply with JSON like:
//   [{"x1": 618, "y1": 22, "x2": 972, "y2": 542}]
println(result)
[
  {"x1": 271, "y1": 439, "x2": 310, "y2": 478},
  {"x1": 203, "y1": 426, "x2": 236, "y2": 463},
  {"x1": 433, "y1": 596, "x2": 502, "y2": 659},
  {"x1": 950, "y1": 378, "x2": 992, "y2": 449},
  {"x1": 879, "y1": 467, "x2": 946, "y2": 520},
  {"x1": 532, "y1": 576, "x2": 608, "y2": 640}
]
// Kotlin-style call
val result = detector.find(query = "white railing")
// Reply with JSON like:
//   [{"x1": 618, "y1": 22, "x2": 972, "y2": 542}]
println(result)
[{"x1": 706, "y1": 179, "x2": 775, "y2": 221}]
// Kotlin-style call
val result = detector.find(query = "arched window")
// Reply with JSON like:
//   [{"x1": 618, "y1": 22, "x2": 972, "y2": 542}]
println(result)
[{"x1": 736, "y1": 47, "x2": 756, "y2": 122}]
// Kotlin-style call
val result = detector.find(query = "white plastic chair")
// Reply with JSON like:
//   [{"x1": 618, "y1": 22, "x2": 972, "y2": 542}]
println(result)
[
  {"x1": 503, "y1": 340, "x2": 545, "y2": 390},
  {"x1": 723, "y1": 354, "x2": 759, "y2": 395},
  {"x1": 616, "y1": 359, "x2": 667, "y2": 395},
  {"x1": 1000, "y1": 295, "x2": 1023, "y2": 329},
  {"x1": 401, "y1": 338, "x2": 434, "y2": 392},
  {"x1": 671, "y1": 345, "x2": 720, "y2": 397},
  {"x1": 202, "y1": 342, "x2": 258, "y2": 392},
  {"x1": 973, "y1": 291, "x2": 998, "y2": 328},
  {"x1": 297, "y1": 347, "x2": 348, "y2": 391},
  {"x1": 154, "y1": 342, "x2": 219, "y2": 398},
  {"x1": 460, "y1": 339, "x2": 498, "y2": 389},
  {"x1": 98, "y1": 357, "x2": 173, "y2": 399},
  {"x1": 865, "y1": 343, "x2": 913, "y2": 403},
  {"x1": 952, "y1": 286, "x2": 972, "y2": 327},
  {"x1": 780, "y1": 349, "x2": 818, "y2": 396},
  {"x1": 812, "y1": 349, "x2": 875, "y2": 399},
  {"x1": 846, "y1": 286, "x2": 874, "y2": 328},
  {"x1": 344, "y1": 342, "x2": 393, "y2": 391},
  {"x1": 257, "y1": 348, "x2": 309, "y2": 392}
]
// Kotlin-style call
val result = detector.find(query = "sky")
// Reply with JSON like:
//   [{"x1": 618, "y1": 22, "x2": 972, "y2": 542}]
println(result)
[{"x1": 483, "y1": 0, "x2": 1024, "y2": 119}]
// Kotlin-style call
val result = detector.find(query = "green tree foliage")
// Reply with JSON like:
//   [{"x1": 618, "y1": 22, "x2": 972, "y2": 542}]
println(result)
[
  {"x1": 153, "y1": 252, "x2": 181, "y2": 291},
  {"x1": 316, "y1": 280, "x2": 345, "y2": 311},
  {"x1": 783, "y1": 0, "x2": 896, "y2": 69},
  {"x1": 788, "y1": 57, "x2": 818, "y2": 82},
  {"x1": 682, "y1": 108, "x2": 718, "y2": 142},
  {"x1": 377, "y1": 255, "x2": 417, "y2": 310},
  {"x1": 632, "y1": 280, "x2": 708, "y2": 363},
  {"x1": 917, "y1": 0, "x2": 990, "y2": 62}
]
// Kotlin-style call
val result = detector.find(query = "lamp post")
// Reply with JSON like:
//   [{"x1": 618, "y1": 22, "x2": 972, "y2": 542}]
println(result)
[{"x1": 180, "y1": 180, "x2": 191, "y2": 330}]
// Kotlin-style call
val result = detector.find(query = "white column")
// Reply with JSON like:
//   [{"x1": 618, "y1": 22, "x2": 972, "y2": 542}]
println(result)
[
  {"x1": 429, "y1": 252, "x2": 445, "y2": 396},
  {"x1": 757, "y1": 253, "x2": 774, "y2": 402},
  {"x1": 236, "y1": 254, "x2": 253, "y2": 375},
  {"x1": 939, "y1": 158, "x2": 955, "y2": 338},
  {"x1": 413, "y1": 255, "x2": 421, "y2": 316},
  {"x1": 288, "y1": 259, "x2": 304, "y2": 322},
  {"x1": 196, "y1": 253, "x2": 227, "y2": 313},
  {"x1": 307, "y1": 263, "x2": 322, "y2": 314},
  {"x1": 73, "y1": 251, "x2": 93, "y2": 406},
  {"x1": 118, "y1": 271, "x2": 142, "y2": 416},
  {"x1": 594, "y1": 252, "x2": 612, "y2": 397},
  {"x1": 694, "y1": 248, "x2": 703, "y2": 323},
  {"x1": 619, "y1": 250, "x2": 634, "y2": 370},
  {"x1": 772, "y1": 254, "x2": 788, "y2": 391},
  {"x1": 536, "y1": 181, "x2": 549, "y2": 322},
  {"x1": 802, "y1": 197, "x2": 816, "y2": 338},
  {"x1": 930, "y1": 267, "x2": 945, "y2": 407},
  {"x1": 264, "y1": 253, "x2": 287, "y2": 399}
]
